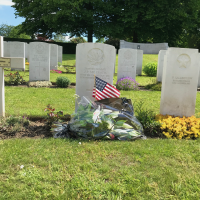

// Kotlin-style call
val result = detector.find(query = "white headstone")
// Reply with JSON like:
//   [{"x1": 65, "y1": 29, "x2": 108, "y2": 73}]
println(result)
[
  {"x1": 117, "y1": 48, "x2": 137, "y2": 81},
  {"x1": 3, "y1": 41, "x2": 10, "y2": 57},
  {"x1": 76, "y1": 43, "x2": 115, "y2": 100},
  {"x1": 50, "y1": 44, "x2": 58, "y2": 70},
  {"x1": 58, "y1": 46, "x2": 63, "y2": 63},
  {"x1": 25, "y1": 43, "x2": 29, "y2": 62},
  {"x1": 160, "y1": 47, "x2": 200, "y2": 117},
  {"x1": 10, "y1": 42, "x2": 25, "y2": 58},
  {"x1": 0, "y1": 36, "x2": 25, "y2": 117},
  {"x1": 29, "y1": 42, "x2": 50, "y2": 81},
  {"x1": 156, "y1": 50, "x2": 167, "y2": 82},
  {"x1": 10, "y1": 42, "x2": 25, "y2": 70},
  {"x1": 136, "y1": 50, "x2": 143, "y2": 75}
]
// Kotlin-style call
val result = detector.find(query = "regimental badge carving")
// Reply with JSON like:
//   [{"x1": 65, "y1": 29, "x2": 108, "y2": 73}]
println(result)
[
  {"x1": 87, "y1": 48, "x2": 104, "y2": 66},
  {"x1": 124, "y1": 50, "x2": 132, "y2": 60},
  {"x1": 35, "y1": 44, "x2": 45, "y2": 54},
  {"x1": 177, "y1": 54, "x2": 191, "y2": 68}
]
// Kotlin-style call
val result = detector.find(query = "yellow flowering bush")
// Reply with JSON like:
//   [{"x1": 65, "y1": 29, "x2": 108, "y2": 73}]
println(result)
[{"x1": 155, "y1": 114, "x2": 200, "y2": 139}]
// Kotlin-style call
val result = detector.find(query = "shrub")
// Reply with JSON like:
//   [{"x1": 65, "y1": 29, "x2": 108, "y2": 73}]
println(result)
[
  {"x1": 143, "y1": 62, "x2": 157, "y2": 77},
  {"x1": 134, "y1": 100, "x2": 162, "y2": 137},
  {"x1": 155, "y1": 114, "x2": 200, "y2": 139},
  {"x1": 56, "y1": 77, "x2": 70, "y2": 88},
  {"x1": 116, "y1": 77, "x2": 139, "y2": 91},
  {"x1": 4, "y1": 72, "x2": 25, "y2": 85}
]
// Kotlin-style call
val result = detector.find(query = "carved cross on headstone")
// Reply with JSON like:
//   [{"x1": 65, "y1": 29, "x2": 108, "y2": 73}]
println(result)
[{"x1": 0, "y1": 36, "x2": 25, "y2": 117}]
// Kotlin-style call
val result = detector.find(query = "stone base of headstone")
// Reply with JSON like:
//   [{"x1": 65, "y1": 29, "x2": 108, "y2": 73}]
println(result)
[{"x1": 27, "y1": 81, "x2": 52, "y2": 87}]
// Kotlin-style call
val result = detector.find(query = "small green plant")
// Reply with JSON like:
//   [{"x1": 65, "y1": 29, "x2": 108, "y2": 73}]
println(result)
[
  {"x1": 0, "y1": 115, "x2": 30, "y2": 134},
  {"x1": 143, "y1": 62, "x2": 157, "y2": 77},
  {"x1": 56, "y1": 76, "x2": 71, "y2": 88},
  {"x1": 116, "y1": 77, "x2": 139, "y2": 90},
  {"x1": 4, "y1": 72, "x2": 25, "y2": 85},
  {"x1": 134, "y1": 100, "x2": 162, "y2": 137},
  {"x1": 57, "y1": 62, "x2": 62, "y2": 67},
  {"x1": 44, "y1": 104, "x2": 64, "y2": 127}
]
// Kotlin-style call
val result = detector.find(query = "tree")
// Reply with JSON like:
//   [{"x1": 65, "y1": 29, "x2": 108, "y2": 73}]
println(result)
[
  {"x1": 0, "y1": 24, "x2": 15, "y2": 37},
  {"x1": 12, "y1": 0, "x2": 200, "y2": 46},
  {"x1": 0, "y1": 23, "x2": 31, "y2": 39}
]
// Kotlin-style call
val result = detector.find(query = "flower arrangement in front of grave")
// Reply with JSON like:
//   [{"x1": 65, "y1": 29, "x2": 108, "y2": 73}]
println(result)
[
  {"x1": 50, "y1": 69, "x2": 62, "y2": 74},
  {"x1": 116, "y1": 77, "x2": 139, "y2": 91},
  {"x1": 155, "y1": 114, "x2": 200, "y2": 139},
  {"x1": 52, "y1": 96, "x2": 144, "y2": 140},
  {"x1": 4, "y1": 72, "x2": 25, "y2": 85}
]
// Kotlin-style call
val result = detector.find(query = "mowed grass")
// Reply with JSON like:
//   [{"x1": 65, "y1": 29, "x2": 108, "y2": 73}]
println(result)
[{"x1": 0, "y1": 138, "x2": 200, "y2": 199}]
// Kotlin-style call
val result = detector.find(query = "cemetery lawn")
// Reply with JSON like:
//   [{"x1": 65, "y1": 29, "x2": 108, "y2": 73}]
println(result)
[{"x1": 0, "y1": 138, "x2": 200, "y2": 199}]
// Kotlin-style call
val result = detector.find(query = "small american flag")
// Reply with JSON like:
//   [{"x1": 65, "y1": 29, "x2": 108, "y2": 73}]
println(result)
[{"x1": 92, "y1": 76, "x2": 120, "y2": 100}]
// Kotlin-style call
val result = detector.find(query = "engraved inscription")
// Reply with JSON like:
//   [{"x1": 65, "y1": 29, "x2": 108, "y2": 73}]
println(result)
[
  {"x1": 177, "y1": 54, "x2": 191, "y2": 68},
  {"x1": 172, "y1": 76, "x2": 192, "y2": 85},
  {"x1": 87, "y1": 48, "x2": 104, "y2": 66},
  {"x1": 35, "y1": 44, "x2": 45, "y2": 54},
  {"x1": 0, "y1": 58, "x2": 11, "y2": 67},
  {"x1": 124, "y1": 50, "x2": 132, "y2": 60}
]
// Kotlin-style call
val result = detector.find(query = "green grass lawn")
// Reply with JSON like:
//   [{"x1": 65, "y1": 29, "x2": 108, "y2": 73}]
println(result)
[{"x1": 0, "y1": 138, "x2": 200, "y2": 199}]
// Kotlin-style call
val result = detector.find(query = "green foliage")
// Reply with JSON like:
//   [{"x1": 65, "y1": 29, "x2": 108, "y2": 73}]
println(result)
[
  {"x1": 95, "y1": 37, "x2": 105, "y2": 43},
  {"x1": 0, "y1": 23, "x2": 30, "y2": 39},
  {"x1": 56, "y1": 76, "x2": 71, "y2": 88},
  {"x1": 44, "y1": 104, "x2": 64, "y2": 127},
  {"x1": 4, "y1": 72, "x2": 25, "y2": 85},
  {"x1": 143, "y1": 62, "x2": 157, "y2": 77},
  {"x1": 104, "y1": 38, "x2": 120, "y2": 50},
  {"x1": 12, "y1": 0, "x2": 200, "y2": 45},
  {"x1": 134, "y1": 100, "x2": 162, "y2": 137},
  {"x1": 0, "y1": 23, "x2": 14, "y2": 37},
  {"x1": 0, "y1": 115, "x2": 29, "y2": 134},
  {"x1": 70, "y1": 37, "x2": 86, "y2": 43}
]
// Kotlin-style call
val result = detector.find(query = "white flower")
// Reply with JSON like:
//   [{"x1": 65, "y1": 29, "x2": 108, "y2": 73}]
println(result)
[
  {"x1": 20, "y1": 165, "x2": 24, "y2": 169},
  {"x1": 79, "y1": 142, "x2": 81, "y2": 145}
]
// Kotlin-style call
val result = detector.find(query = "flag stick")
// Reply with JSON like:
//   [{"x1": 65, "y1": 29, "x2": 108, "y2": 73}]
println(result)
[{"x1": 94, "y1": 74, "x2": 96, "y2": 100}]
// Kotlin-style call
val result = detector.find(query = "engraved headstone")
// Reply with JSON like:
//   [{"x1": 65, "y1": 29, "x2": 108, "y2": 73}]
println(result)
[
  {"x1": 10, "y1": 41, "x2": 25, "y2": 70},
  {"x1": 50, "y1": 44, "x2": 58, "y2": 70},
  {"x1": 136, "y1": 50, "x2": 143, "y2": 75},
  {"x1": 117, "y1": 48, "x2": 137, "y2": 81},
  {"x1": 58, "y1": 46, "x2": 63, "y2": 63},
  {"x1": 76, "y1": 43, "x2": 115, "y2": 100},
  {"x1": 29, "y1": 42, "x2": 50, "y2": 81},
  {"x1": 156, "y1": 50, "x2": 167, "y2": 82},
  {"x1": 160, "y1": 48, "x2": 200, "y2": 117},
  {"x1": 0, "y1": 36, "x2": 25, "y2": 116}
]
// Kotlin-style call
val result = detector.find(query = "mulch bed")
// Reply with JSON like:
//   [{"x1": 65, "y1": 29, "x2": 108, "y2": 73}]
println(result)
[{"x1": 0, "y1": 120, "x2": 53, "y2": 140}]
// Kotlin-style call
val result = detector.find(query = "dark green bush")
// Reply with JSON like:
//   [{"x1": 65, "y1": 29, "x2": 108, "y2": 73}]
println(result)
[
  {"x1": 56, "y1": 77, "x2": 71, "y2": 88},
  {"x1": 143, "y1": 62, "x2": 157, "y2": 77}
]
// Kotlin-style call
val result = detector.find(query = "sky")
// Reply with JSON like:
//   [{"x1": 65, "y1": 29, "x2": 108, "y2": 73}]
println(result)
[{"x1": 0, "y1": 0, "x2": 97, "y2": 42}]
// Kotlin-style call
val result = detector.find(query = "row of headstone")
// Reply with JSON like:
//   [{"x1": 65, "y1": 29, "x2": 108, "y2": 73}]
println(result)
[
  {"x1": 76, "y1": 43, "x2": 200, "y2": 118},
  {"x1": 3, "y1": 41, "x2": 63, "y2": 72}
]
